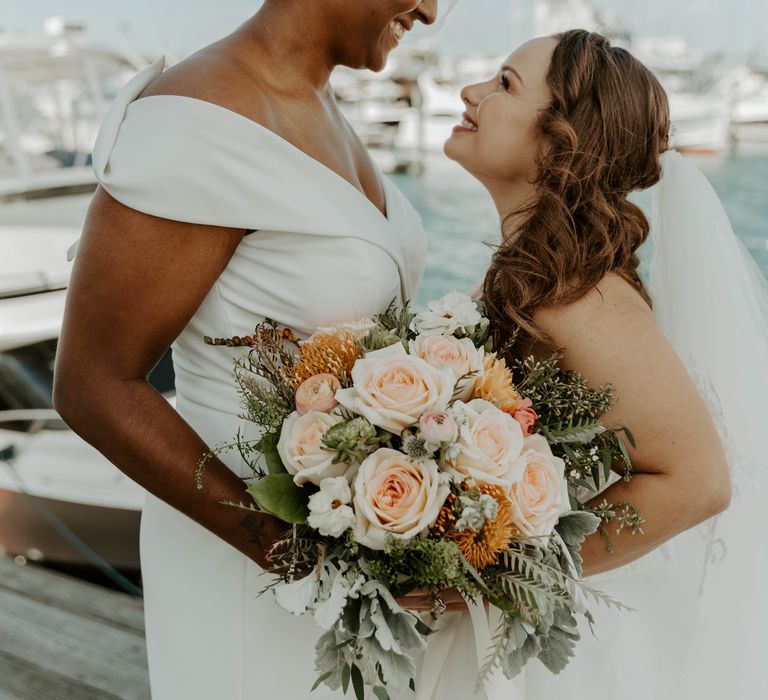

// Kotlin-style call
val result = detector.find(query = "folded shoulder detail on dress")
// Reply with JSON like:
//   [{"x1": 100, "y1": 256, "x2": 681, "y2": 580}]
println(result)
[{"x1": 91, "y1": 57, "x2": 373, "y2": 236}]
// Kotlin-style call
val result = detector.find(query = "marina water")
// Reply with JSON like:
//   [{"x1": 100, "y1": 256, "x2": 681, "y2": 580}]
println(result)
[{"x1": 401, "y1": 150, "x2": 768, "y2": 308}]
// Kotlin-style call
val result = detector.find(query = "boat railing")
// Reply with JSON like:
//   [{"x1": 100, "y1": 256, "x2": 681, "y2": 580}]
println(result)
[{"x1": 0, "y1": 408, "x2": 64, "y2": 434}]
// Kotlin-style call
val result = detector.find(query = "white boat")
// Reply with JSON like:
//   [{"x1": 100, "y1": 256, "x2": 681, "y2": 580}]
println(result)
[
  {"x1": 634, "y1": 37, "x2": 731, "y2": 154},
  {"x1": 723, "y1": 66, "x2": 768, "y2": 147},
  {"x1": 0, "y1": 19, "x2": 143, "y2": 227},
  {"x1": 0, "y1": 21, "x2": 157, "y2": 572}
]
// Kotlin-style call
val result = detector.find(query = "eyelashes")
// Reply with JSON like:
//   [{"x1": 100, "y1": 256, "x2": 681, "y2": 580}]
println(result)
[{"x1": 500, "y1": 73, "x2": 511, "y2": 92}]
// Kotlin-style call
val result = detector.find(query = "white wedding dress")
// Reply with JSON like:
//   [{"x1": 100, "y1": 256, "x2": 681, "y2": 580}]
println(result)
[
  {"x1": 78, "y1": 58, "x2": 766, "y2": 700},
  {"x1": 84, "y1": 57, "x2": 428, "y2": 699}
]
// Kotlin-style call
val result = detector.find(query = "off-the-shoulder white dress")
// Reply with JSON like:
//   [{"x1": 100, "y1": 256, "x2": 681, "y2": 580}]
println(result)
[{"x1": 81, "y1": 57, "x2": 429, "y2": 699}]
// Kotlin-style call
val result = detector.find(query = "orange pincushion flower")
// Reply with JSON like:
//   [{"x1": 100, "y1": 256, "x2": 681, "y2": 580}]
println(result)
[
  {"x1": 473, "y1": 353, "x2": 524, "y2": 413},
  {"x1": 448, "y1": 483, "x2": 517, "y2": 570},
  {"x1": 282, "y1": 331, "x2": 362, "y2": 389}
]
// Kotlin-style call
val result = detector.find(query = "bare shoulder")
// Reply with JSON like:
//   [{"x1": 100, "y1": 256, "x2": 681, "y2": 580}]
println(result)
[
  {"x1": 136, "y1": 47, "x2": 271, "y2": 122},
  {"x1": 533, "y1": 272, "x2": 655, "y2": 355}
]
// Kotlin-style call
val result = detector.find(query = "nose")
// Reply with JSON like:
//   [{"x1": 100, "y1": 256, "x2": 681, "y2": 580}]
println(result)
[
  {"x1": 461, "y1": 81, "x2": 483, "y2": 109},
  {"x1": 414, "y1": 0, "x2": 438, "y2": 25}
]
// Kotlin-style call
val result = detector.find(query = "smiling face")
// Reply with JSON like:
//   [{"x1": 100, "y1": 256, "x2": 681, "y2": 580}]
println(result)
[
  {"x1": 444, "y1": 37, "x2": 557, "y2": 190},
  {"x1": 332, "y1": 0, "x2": 439, "y2": 72}
]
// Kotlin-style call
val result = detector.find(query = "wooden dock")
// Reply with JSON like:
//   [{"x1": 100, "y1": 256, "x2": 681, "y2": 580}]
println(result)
[{"x1": 0, "y1": 555, "x2": 149, "y2": 699}]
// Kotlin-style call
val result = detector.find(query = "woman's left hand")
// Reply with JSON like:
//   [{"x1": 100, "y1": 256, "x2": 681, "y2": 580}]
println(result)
[{"x1": 396, "y1": 587, "x2": 487, "y2": 614}]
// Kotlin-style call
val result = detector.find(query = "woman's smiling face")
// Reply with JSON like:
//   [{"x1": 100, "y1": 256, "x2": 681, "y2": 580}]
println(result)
[
  {"x1": 444, "y1": 37, "x2": 557, "y2": 187},
  {"x1": 334, "y1": 0, "x2": 439, "y2": 72}
]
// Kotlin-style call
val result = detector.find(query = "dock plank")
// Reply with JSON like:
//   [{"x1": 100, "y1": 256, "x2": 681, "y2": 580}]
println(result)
[
  {"x1": 0, "y1": 556, "x2": 149, "y2": 700},
  {"x1": 0, "y1": 557, "x2": 144, "y2": 634}
]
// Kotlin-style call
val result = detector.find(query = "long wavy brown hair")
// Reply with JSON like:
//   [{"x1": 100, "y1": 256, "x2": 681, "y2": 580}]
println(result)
[{"x1": 482, "y1": 29, "x2": 671, "y2": 355}]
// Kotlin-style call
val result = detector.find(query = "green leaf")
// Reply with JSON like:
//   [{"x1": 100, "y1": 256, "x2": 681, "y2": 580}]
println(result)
[
  {"x1": 342, "y1": 664, "x2": 351, "y2": 694},
  {"x1": 373, "y1": 687, "x2": 390, "y2": 700},
  {"x1": 414, "y1": 619, "x2": 434, "y2": 636},
  {"x1": 617, "y1": 436, "x2": 632, "y2": 467},
  {"x1": 256, "y1": 432, "x2": 287, "y2": 474},
  {"x1": 246, "y1": 473, "x2": 309, "y2": 524},
  {"x1": 622, "y1": 425, "x2": 637, "y2": 449},
  {"x1": 602, "y1": 450, "x2": 613, "y2": 483},
  {"x1": 310, "y1": 671, "x2": 333, "y2": 692},
  {"x1": 590, "y1": 462, "x2": 601, "y2": 489},
  {"x1": 547, "y1": 422, "x2": 606, "y2": 444},
  {"x1": 556, "y1": 511, "x2": 601, "y2": 547},
  {"x1": 351, "y1": 664, "x2": 365, "y2": 700},
  {"x1": 460, "y1": 555, "x2": 489, "y2": 591}
]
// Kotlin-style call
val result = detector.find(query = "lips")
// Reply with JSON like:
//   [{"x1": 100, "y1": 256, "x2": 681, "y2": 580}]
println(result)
[
  {"x1": 390, "y1": 19, "x2": 409, "y2": 42},
  {"x1": 460, "y1": 112, "x2": 478, "y2": 132}
]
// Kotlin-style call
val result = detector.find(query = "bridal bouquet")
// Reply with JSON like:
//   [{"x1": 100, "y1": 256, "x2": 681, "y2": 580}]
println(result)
[{"x1": 198, "y1": 292, "x2": 642, "y2": 699}]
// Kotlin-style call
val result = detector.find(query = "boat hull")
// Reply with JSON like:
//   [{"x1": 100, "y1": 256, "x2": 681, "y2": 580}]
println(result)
[{"x1": 0, "y1": 487, "x2": 141, "y2": 569}]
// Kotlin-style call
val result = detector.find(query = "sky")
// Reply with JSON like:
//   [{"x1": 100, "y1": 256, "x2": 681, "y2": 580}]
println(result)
[{"x1": 0, "y1": 1, "x2": 766, "y2": 60}]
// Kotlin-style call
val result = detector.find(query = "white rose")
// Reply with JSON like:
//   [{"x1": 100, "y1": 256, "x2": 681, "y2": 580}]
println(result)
[
  {"x1": 307, "y1": 477, "x2": 356, "y2": 537},
  {"x1": 410, "y1": 334, "x2": 484, "y2": 401},
  {"x1": 447, "y1": 399, "x2": 525, "y2": 486},
  {"x1": 506, "y1": 434, "x2": 571, "y2": 537},
  {"x1": 411, "y1": 291, "x2": 483, "y2": 337},
  {"x1": 277, "y1": 411, "x2": 350, "y2": 487},
  {"x1": 353, "y1": 448, "x2": 450, "y2": 550},
  {"x1": 335, "y1": 343, "x2": 455, "y2": 435}
]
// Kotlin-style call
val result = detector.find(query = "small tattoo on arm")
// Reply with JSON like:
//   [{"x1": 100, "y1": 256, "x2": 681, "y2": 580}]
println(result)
[{"x1": 239, "y1": 513, "x2": 265, "y2": 544}]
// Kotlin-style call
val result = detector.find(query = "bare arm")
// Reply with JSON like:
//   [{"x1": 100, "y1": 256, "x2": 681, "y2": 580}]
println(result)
[
  {"x1": 533, "y1": 273, "x2": 732, "y2": 577},
  {"x1": 53, "y1": 188, "x2": 287, "y2": 569}
]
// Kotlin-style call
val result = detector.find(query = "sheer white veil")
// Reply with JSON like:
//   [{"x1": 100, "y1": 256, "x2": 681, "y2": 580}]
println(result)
[{"x1": 647, "y1": 150, "x2": 768, "y2": 697}]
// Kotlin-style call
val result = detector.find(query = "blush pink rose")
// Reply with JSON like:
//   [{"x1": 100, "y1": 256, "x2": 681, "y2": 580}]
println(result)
[
  {"x1": 511, "y1": 398, "x2": 538, "y2": 436},
  {"x1": 295, "y1": 374, "x2": 342, "y2": 415},
  {"x1": 410, "y1": 334, "x2": 484, "y2": 401},
  {"x1": 506, "y1": 434, "x2": 570, "y2": 537},
  {"x1": 335, "y1": 343, "x2": 455, "y2": 435},
  {"x1": 447, "y1": 399, "x2": 525, "y2": 487},
  {"x1": 277, "y1": 411, "x2": 350, "y2": 486},
  {"x1": 353, "y1": 448, "x2": 450, "y2": 550}
]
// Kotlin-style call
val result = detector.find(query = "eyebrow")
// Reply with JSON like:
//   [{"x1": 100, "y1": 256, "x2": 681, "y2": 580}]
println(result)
[{"x1": 501, "y1": 64, "x2": 525, "y2": 87}]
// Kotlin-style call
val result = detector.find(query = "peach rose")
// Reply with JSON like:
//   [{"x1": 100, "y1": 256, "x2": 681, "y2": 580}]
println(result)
[
  {"x1": 335, "y1": 343, "x2": 455, "y2": 435},
  {"x1": 506, "y1": 434, "x2": 570, "y2": 537},
  {"x1": 447, "y1": 399, "x2": 525, "y2": 486},
  {"x1": 410, "y1": 334, "x2": 484, "y2": 401},
  {"x1": 277, "y1": 411, "x2": 350, "y2": 486},
  {"x1": 353, "y1": 448, "x2": 450, "y2": 550},
  {"x1": 511, "y1": 398, "x2": 538, "y2": 436},
  {"x1": 295, "y1": 374, "x2": 342, "y2": 415}
]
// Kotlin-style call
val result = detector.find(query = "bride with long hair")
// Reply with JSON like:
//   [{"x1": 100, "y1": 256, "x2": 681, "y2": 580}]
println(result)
[{"x1": 406, "y1": 28, "x2": 767, "y2": 700}]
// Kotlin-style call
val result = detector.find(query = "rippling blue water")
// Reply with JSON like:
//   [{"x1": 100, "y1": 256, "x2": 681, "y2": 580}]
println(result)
[{"x1": 393, "y1": 151, "x2": 768, "y2": 307}]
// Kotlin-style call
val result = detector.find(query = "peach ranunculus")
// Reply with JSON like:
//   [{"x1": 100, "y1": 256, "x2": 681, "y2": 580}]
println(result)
[
  {"x1": 335, "y1": 343, "x2": 455, "y2": 435},
  {"x1": 353, "y1": 448, "x2": 450, "y2": 550},
  {"x1": 511, "y1": 398, "x2": 538, "y2": 436},
  {"x1": 506, "y1": 434, "x2": 571, "y2": 537},
  {"x1": 473, "y1": 352, "x2": 524, "y2": 413},
  {"x1": 410, "y1": 334, "x2": 484, "y2": 401},
  {"x1": 447, "y1": 399, "x2": 526, "y2": 487},
  {"x1": 277, "y1": 411, "x2": 351, "y2": 487},
  {"x1": 295, "y1": 374, "x2": 342, "y2": 415}
]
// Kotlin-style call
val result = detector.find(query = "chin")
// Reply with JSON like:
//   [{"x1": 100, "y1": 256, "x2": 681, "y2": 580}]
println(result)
[{"x1": 443, "y1": 137, "x2": 465, "y2": 165}]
